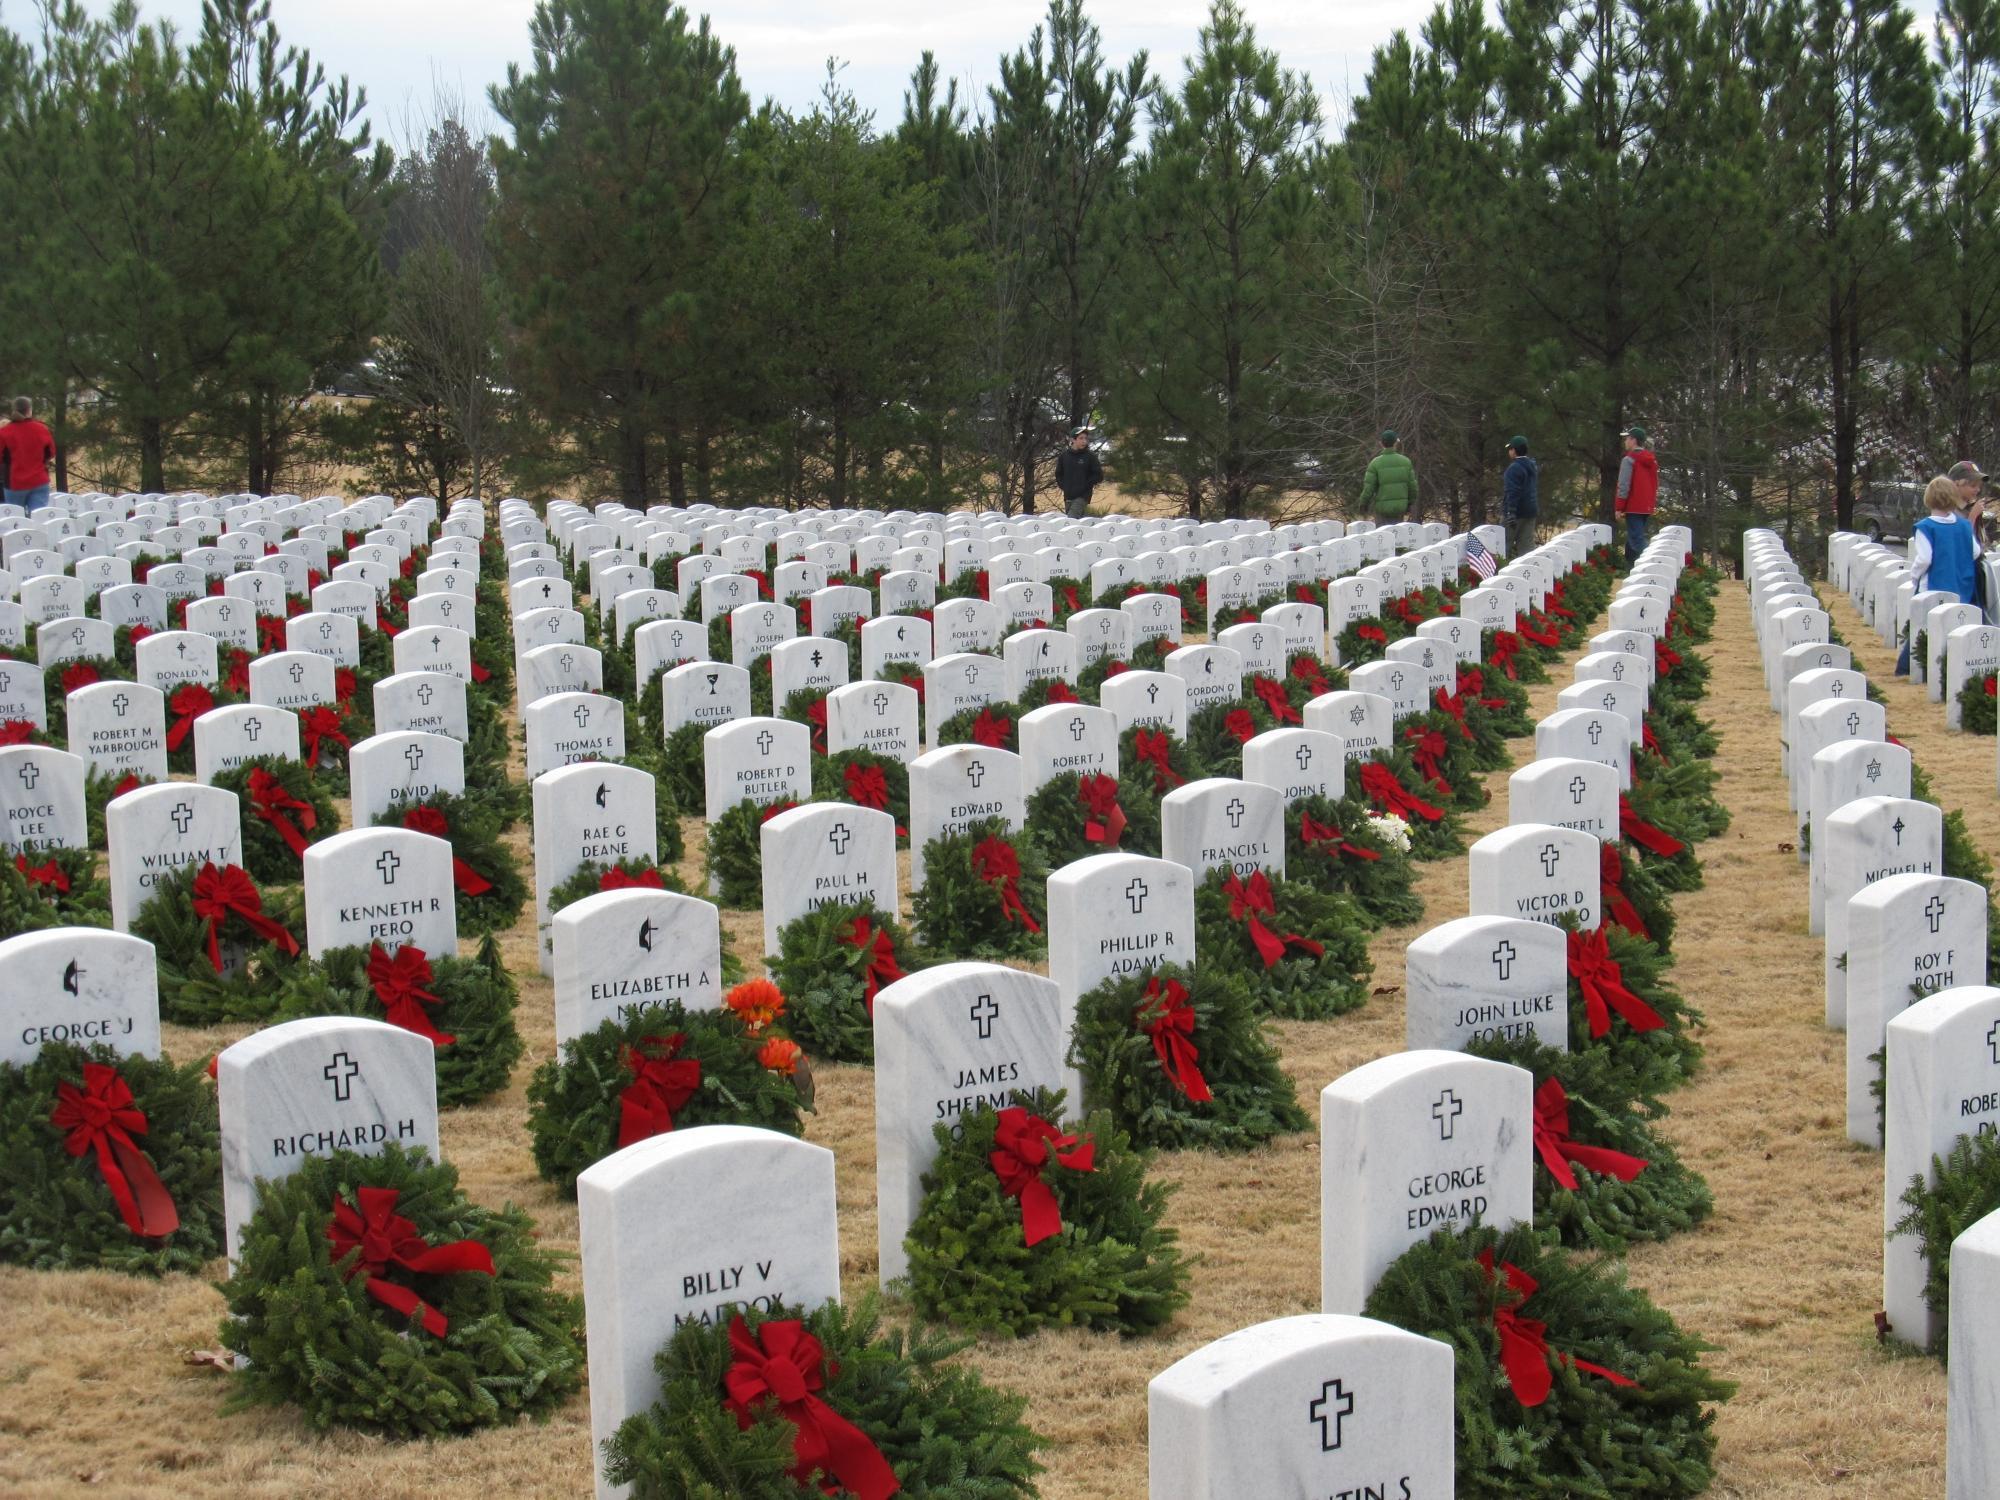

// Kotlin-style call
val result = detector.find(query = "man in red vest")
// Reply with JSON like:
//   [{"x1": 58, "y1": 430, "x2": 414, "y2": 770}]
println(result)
[
  {"x1": 1614, "y1": 426, "x2": 1657, "y2": 563},
  {"x1": 0, "y1": 397, "x2": 55, "y2": 515}
]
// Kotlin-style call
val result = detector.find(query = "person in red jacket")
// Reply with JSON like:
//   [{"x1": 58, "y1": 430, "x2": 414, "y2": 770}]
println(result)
[
  {"x1": 1614, "y1": 425, "x2": 1658, "y2": 563},
  {"x1": 0, "y1": 397, "x2": 55, "y2": 515}
]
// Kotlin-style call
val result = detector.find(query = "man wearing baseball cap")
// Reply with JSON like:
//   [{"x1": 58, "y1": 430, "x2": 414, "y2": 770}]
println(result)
[{"x1": 1615, "y1": 426, "x2": 1658, "y2": 563}]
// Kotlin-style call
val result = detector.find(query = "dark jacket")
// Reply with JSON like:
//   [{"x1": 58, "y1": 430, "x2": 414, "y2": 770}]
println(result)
[
  {"x1": 1502, "y1": 455, "x2": 1539, "y2": 520},
  {"x1": 1054, "y1": 445, "x2": 1103, "y2": 501}
]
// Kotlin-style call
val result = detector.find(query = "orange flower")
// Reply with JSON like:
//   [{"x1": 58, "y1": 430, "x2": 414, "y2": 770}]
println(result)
[
  {"x1": 758, "y1": 1037, "x2": 802, "y2": 1076},
  {"x1": 727, "y1": 978, "x2": 786, "y2": 1035}
]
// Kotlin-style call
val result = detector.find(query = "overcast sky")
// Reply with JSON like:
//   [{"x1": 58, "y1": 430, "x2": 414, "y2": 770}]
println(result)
[{"x1": 67, "y1": 0, "x2": 1452, "y2": 147}]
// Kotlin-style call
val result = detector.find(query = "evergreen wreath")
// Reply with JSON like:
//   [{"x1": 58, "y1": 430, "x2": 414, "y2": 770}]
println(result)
[
  {"x1": 270, "y1": 935, "x2": 523, "y2": 1108},
  {"x1": 766, "y1": 899, "x2": 924, "y2": 1064},
  {"x1": 1336, "y1": 618, "x2": 1397, "y2": 665},
  {"x1": 814, "y1": 748, "x2": 909, "y2": 842},
  {"x1": 1565, "y1": 922, "x2": 1704, "y2": 1100},
  {"x1": 0, "y1": 1041, "x2": 222, "y2": 1275},
  {"x1": 1021, "y1": 769, "x2": 1164, "y2": 865},
  {"x1": 1483, "y1": 627, "x2": 1550, "y2": 686},
  {"x1": 1628, "y1": 755, "x2": 1729, "y2": 847},
  {"x1": 131, "y1": 860, "x2": 307, "y2": 1024},
  {"x1": 1120, "y1": 721, "x2": 1193, "y2": 797},
  {"x1": 1067, "y1": 962, "x2": 1309, "y2": 1151},
  {"x1": 217, "y1": 1144, "x2": 584, "y2": 1436},
  {"x1": 936, "y1": 701, "x2": 1019, "y2": 752},
  {"x1": 902, "y1": 1087, "x2": 1190, "y2": 1337},
  {"x1": 1016, "y1": 675, "x2": 1083, "y2": 710},
  {"x1": 909, "y1": 818, "x2": 1049, "y2": 960},
  {"x1": 164, "y1": 680, "x2": 240, "y2": 776},
  {"x1": 602, "y1": 1295, "x2": 1045, "y2": 1500},
  {"x1": 1282, "y1": 793, "x2": 1425, "y2": 929},
  {"x1": 1281, "y1": 651, "x2": 1347, "y2": 709},
  {"x1": 1892, "y1": 1127, "x2": 2000, "y2": 1361},
  {"x1": 0, "y1": 845, "x2": 111, "y2": 939},
  {"x1": 1647, "y1": 696, "x2": 1718, "y2": 763},
  {"x1": 1455, "y1": 662, "x2": 1534, "y2": 738},
  {"x1": 85, "y1": 762, "x2": 153, "y2": 847},
  {"x1": 1600, "y1": 840, "x2": 1679, "y2": 953},
  {"x1": 705, "y1": 798, "x2": 800, "y2": 909},
  {"x1": 1394, "y1": 709, "x2": 1490, "y2": 813},
  {"x1": 42, "y1": 656, "x2": 128, "y2": 740},
  {"x1": 1466, "y1": 1034, "x2": 1713, "y2": 1253},
  {"x1": 525, "y1": 993, "x2": 810, "y2": 1197},
  {"x1": 545, "y1": 857, "x2": 692, "y2": 920},
  {"x1": 1181, "y1": 699, "x2": 1257, "y2": 778},
  {"x1": 779, "y1": 687, "x2": 828, "y2": 753},
  {"x1": 1357, "y1": 757, "x2": 1465, "y2": 860},
  {"x1": 657, "y1": 718, "x2": 708, "y2": 812},
  {"x1": 375, "y1": 793, "x2": 530, "y2": 937},
  {"x1": 1193, "y1": 865, "x2": 1373, "y2": 1020},
  {"x1": 1363, "y1": 1223, "x2": 1733, "y2": 1499},
  {"x1": 212, "y1": 756, "x2": 343, "y2": 884}
]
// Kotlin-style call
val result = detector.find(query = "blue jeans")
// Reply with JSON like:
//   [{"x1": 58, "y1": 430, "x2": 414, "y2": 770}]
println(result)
[
  {"x1": 4, "y1": 485, "x2": 50, "y2": 514},
  {"x1": 1624, "y1": 512, "x2": 1648, "y2": 560}
]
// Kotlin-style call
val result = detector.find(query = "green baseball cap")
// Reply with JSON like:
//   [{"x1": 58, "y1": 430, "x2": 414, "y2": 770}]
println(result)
[
  {"x1": 1620, "y1": 426, "x2": 1647, "y2": 444},
  {"x1": 1380, "y1": 429, "x2": 1397, "y2": 445},
  {"x1": 1509, "y1": 435, "x2": 1529, "y2": 452}
]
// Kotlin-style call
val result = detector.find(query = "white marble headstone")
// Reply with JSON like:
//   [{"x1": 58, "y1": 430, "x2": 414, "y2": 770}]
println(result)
[
  {"x1": 758, "y1": 803, "x2": 899, "y2": 955},
  {"x1": 0, "y1": 744, "x2": 86, "y2": 852},
  {"x1": 1467, "y1": 823, "x2": 1600, "y2": 930},
  {"x1": 1047, "y1": 852, "x2": 1196, "y2": 1003},
  {"x1": 1160, "y1": 776, "x2": 1285, "y2": 880},
  {"x1": 1405, "y1": 915, "x2": 1567, "y2": 1052},
  {"x1": 1321, "y1": 1048, "x2": 1534, "y2": 1314},
  {"x1": 552, "y1": 888, "x2": 724, "y2": 1044},
  {"x1": 0, "y1": 927, "x2": 162, "y2": 1067},
  {"x1": 872, "y1": 962, "x2": 1080, "y2": 1283}
]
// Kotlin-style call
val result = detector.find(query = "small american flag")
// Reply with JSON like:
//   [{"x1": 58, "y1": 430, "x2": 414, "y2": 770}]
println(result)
[{"x1": 1465, "y1": 535, "x2": 1497, "y2": 579}]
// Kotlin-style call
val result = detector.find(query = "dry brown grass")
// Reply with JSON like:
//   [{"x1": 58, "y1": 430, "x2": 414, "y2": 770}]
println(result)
[{"x1": 0, "y1": 577, "x2": 1959, "y2": 1497}]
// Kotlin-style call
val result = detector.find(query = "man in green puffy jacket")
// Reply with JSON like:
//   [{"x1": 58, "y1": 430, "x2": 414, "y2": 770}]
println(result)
[{"x1": 1360, "y1": 429, "x2": 1416, "y2": 520}]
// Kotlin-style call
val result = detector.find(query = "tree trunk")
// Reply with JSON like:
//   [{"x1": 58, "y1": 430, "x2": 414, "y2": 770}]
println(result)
[
  {"x1": 831, "y1": 411, "x2": 849, "y2": 508},
  {"x1": 139, "y1": 415, "x2": 166, "y2": 493},
  {"x1": 245, "y1": 398, "x2": 267, "y2": 496},
  {"x1": 51, "y1": 387, "x2": 68, "y2": 494},
  {"x1": 665, "y1": 427, "x2": 687, "y2": 507},
  {"x1": 618, "y1": 420, "x2": 650, "y2": 506},
  {"x1": 694, "y1": 423, "x2": 714, "y2": 504}
]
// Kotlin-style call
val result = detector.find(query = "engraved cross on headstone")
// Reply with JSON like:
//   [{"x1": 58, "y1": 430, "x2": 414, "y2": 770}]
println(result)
[
  {"x1": 969, "y1": 993, "x2": 999, "y2": 1040},
  {"x1": 1539, "y1": 842, "x2": 1560, "y2": 878}
]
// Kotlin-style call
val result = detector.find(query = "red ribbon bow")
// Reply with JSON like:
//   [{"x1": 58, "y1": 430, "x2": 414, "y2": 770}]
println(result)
[
  {"x1": 52, "y1": 1063, "x2": 180, "y2": 1239},
  {"x1": 617, "y1": 1033, "x2": 702, "y2": 1147},
  {"x1": 367, "y1": 943, "x2": 454, "y2": 1047},
  {"x1": 190, "y1": 861, "x2": 300, "y2": 973},
  {"x1": 327, "y1": 1185, "x2": 496, "y2": 1338},
  {"x1": 971, "y1": 706, "x2": 1012, "y2": 748},
  {"x1": 1137, "y1": 976, "x2": 1211, "y2": 1102},
  {"x1": 1222, "y1": 869, "x2": 1325, "y2": 968},
  {"x1": 1479, "y1": 1248, "x2": 1638, "y2": 1406},
  {"x1": 806, "y1": 698, "x2": 828, "y2": 754},
  {"x1": 334, "y1": 668, "x2": 359, "y2": 712},
  {"x1": 1489, "y1": 631, "x2": 1522, "y2": 679},
  {"x1": 1654, "y1": 643, "x2": 1681, "y2": 678},
  {"x1": 1641, "y1": 721, "x2": 1666, "y2": 760},
  {"x1": 1223, "y1": 708, "x2": 1257, "y2": 744},
  {"x1": 1356, "y1": 623, "x2": 1388, "y2": 645},
  {"x1": 723, "y1": 1316, "x2": 901, "y2": 1500},
  {"x1": 1567, "y1": 926, "x2": 1665, "y2": 1039},
  {"x1": 843, "y1": 762, "x2": 905, "y2": 834},
  {"x1": 1251, "y1": 675, "x2": 1302, "y2": 724},
  {"x1": 16, "y1": 852, "x2": 70, "y2": 893},
  {"x1": 1359, "y1": 760, "x2": 1445, "y2": 823},
  {"x1": 1404, "y1": 726, "x2": 1452, "y2": 792},
  {"x1": 247, "y1": 766, "x2": 317, "y2": 860},
  {"x1": 165, "y1": 683, "x2": 214, "y2": 752},
  {"x1": 1077, "y1": 773, "x2": 1128, "y2": 848},
  {"x1": 989, "y1": 1106, "x2": 1095, "y2": 1247},
  {"x1": 1045, "y1": 680, "x2": 1078, "y2": 704},
  {"x1": 224, "y1": 650, "x2": 251, "y2": 694},
  {"x1": 399, "y1": 805, "x2": 495, "y2": 896},
  {"x1": 60, "y1": 661, "x2": 101, "y2": 696},
  {"x1": 601, "y1": 864, "x2": 667, "y2": 891},
  {"x1": 1133, "y1": 729, "x2": 1183, "y2": 792},
  {"x1": 1618, "y1": 795, "x2": 1685, "y2": 859},
  {"x1": 1291, "y1": 657, "x2": 1330, "y2": 697},
  {"x1": 300, "y1": 705, "x2": 351, "y2": 770},
  {"x1": 1532, "y1": 1078, "x2": 1648, "y2": 1191},
  {"x1": 1520, "y1": 615, "x2": 1560, "y2": 648},
  {"x1": 0, "y1": 719, "x2": 37, "y2": 745},
  {"x1": 841, "y1": 915, "x2": 905, "y2": 1015},
  {"x1": 1432, "y1": 688, "x2": 1472, "y2": 739},
  {"x1": 971, "y1": 835, "x2": 1041, "y2": 933},
  {"x1": 1598, "y1": 843, "x2": 1649, "y2": 940},
  {"x1": 1299, "y1": 813, "x2": 1379, "y2": 862}
]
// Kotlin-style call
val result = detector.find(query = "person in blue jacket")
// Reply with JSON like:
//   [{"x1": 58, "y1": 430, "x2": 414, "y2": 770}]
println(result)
[
  {"x1": 1501, "y1": 436, "x2": 1537, "y2": 558},
  {"x1": 1898, "y1": 471, "x2": 1987, "y2": 673}
]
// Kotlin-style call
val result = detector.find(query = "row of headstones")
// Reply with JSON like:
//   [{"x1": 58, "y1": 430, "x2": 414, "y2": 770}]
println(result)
[
  {"x1": 546, "y1": 527, "x2": 1650, "y2": 1491},
  {"x1": 1828, "y1": 528, "x2": 2000, "y2": 738},
  {"x1": 1750, "y1": 528, "x2": 2000, "y2": 1496}
]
